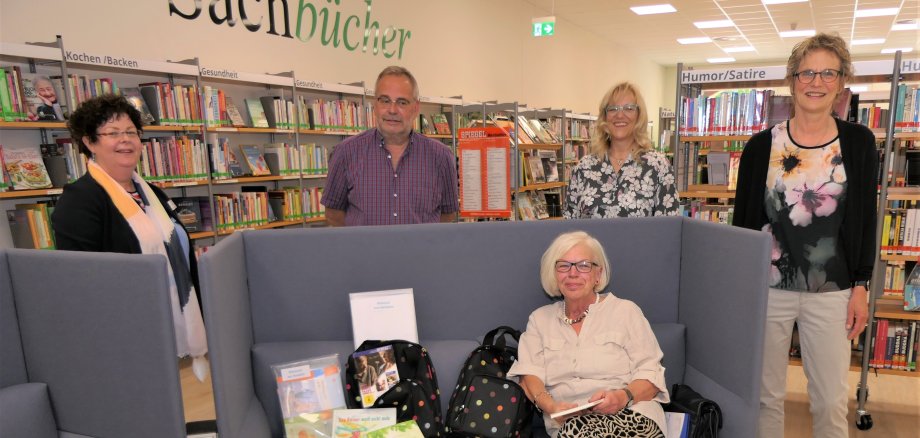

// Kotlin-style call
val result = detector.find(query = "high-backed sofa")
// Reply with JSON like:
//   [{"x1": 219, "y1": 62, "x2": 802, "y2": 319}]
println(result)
[
  {"x1": 199, "y1": 216, "x2": 771, "y2": 438},
  {"x1": 0, "y1": 249, "x2": 187, "y2": 438}
]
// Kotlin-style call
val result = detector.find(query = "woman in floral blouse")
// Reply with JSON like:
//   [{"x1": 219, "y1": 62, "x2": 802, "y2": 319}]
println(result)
[
  {"x1": 564, "y1": 82, "x2": 678, "y2": 219},
  {"x1": 732, "y1": 33, "x2": 876, "y2": 438}
]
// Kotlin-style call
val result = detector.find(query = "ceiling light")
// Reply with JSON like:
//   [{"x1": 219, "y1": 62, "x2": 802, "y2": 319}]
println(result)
[
  {"x1": 849, "y1": 86, "x2": 869, "y2": 93},
  {"x1": 892, "y1": 21, "x2": 919, "y2": 31},
  {"x1": 881, "y1": 48, "x2": 914, "y2": 54},
  {"x1": 707, "y1": 57, "x2": 736, "y2": 63},
  {"x1": 723, "y1": 46, "x2": 755, "y2": 53},
  {"x1": 780, "y1": 30, "x2": 816, "y2": 38},
  {"x1": 851, "y1": 39, "x2": 886, "y2": 46},
  {"x1": 762, "y1": 0, "x2": 808, "y2": 4},
  {"x1": 694, "y1": 20, "x2": 734, "y2": 29},
  {"x1": 630, "y1": 4, "x2": 677, "y2": 15},
  {"x1": 854, "y1": 8, "x2": 900, "y2": 18},
  {"x1": 678, "y1": 37, "x2": 713, "y2": 44}
]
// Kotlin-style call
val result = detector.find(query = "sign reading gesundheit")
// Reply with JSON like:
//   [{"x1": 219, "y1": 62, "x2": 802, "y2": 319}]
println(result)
[{"x1": 532, "y1": 16, "x2": 556, "y2": 37}]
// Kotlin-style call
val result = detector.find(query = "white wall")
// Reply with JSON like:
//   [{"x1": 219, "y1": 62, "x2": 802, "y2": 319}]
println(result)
[{"x1": 0, "y1": 0, "x2": 667, "y2": 114}]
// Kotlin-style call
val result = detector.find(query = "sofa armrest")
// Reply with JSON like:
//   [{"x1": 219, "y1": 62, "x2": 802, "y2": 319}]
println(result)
[
  {"x1": 679, "y1": 219, "x2": 770, "y2": 438},
  {"x1": 199, "y1": 233, "x2": 271, "y2": 438}
]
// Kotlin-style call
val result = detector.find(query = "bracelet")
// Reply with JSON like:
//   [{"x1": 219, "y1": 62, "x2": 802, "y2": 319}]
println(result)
[{"x1": 533, "y1": 390, "x2": 552, "y2": 411}]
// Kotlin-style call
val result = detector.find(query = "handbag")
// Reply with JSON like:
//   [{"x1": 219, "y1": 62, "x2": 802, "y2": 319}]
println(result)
[{"x1": 663, "y1": 383, "x2": 723, "y2": 438}]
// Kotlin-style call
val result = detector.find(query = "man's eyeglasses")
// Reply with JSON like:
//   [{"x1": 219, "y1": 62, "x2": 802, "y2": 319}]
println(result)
[
  {"x1": 376, "y1": 96, "x2": 414, "y2": 108},
  {"x1": 96, "y1": 130, "x2": 142, "y2": 140},
  {"x1": 605, "y1": 104, "x2": 639, "y2": 115},
  {"x1": 555, "y1": 260, "x2": 599, "y2": 273},
  {"x1": 793, "y1": 69, "x2": 842, "y2": 84}
]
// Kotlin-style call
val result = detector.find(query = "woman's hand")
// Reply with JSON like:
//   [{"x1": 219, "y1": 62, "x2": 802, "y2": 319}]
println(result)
[
  {"x1": 547, "y1": 400, "x2": 580, "y2": 425},
  {"x1": 846, "y1": 285, "x2": 869, "y2": 340},
  {"x1": 588, "y1": 389, "x2": 628, "y2": 415}
]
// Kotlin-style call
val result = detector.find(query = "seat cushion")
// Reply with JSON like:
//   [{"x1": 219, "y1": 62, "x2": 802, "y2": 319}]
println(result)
[{"x1": 0, "y1": 382, "x2": 58, "y2": 438}]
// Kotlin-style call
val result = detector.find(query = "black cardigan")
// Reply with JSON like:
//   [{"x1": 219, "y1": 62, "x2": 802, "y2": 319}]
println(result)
[
  {"x1": 51, "y1": 173, "x2": 200, "y2": 291},
  {"x1": 731, "y1": 118, "x2": 878, "y2": 284}
]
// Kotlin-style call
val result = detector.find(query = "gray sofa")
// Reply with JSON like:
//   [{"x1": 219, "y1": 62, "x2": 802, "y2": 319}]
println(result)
[
  {"x1": 199, "y1": 216, "x2": 771, "y2": 438},
  {"x1": 0, "y1": 249, "x2": 187, "y2": 438}
]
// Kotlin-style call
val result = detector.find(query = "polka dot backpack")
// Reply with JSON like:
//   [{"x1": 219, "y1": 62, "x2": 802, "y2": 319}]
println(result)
[
  {"x1": 446, "y1": 326, "x2": 535, "y2": 437},
  {"x1": 345, "y1": 340, "x2": 444, "y2": 437}
]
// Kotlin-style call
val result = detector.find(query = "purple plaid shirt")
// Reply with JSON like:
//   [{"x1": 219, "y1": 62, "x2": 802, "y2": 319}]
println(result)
[{"x1": 321, "y1": 129, "x2": 459, "y2": 226}]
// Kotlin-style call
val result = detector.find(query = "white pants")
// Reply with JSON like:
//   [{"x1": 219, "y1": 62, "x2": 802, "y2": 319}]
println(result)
[{"x1": 758, "y1": 288, "x2": 851, "y2": 438}]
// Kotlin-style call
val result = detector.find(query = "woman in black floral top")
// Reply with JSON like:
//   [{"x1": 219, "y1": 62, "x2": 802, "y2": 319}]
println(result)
[
  {"x1": 564, "y1": 82, "x2": 678, "y2": 219},
  {"x1": 732, "y1": 33, "x2": 876, "y2": 438}
]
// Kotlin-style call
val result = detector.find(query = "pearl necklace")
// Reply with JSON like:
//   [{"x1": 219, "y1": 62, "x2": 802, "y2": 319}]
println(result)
[{"x1": 562, "y1": 293, "x2": 600, "y2": 325}]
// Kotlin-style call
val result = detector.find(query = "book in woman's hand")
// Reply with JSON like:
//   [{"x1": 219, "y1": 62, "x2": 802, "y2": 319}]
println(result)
[{"x1": 550, "y1": 399, "x2": 602, "y2": 419}]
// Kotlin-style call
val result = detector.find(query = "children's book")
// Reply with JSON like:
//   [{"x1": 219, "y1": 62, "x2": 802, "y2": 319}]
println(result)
[
  {"x1": 331, "y1": 408, "x2": 396, "y2": 438},
  {"x1": 349, "y1": 288, "x2": 418, "y2": 349},
  {"x1": 2, "y1": 146, "x2": 52, "y2": 189},
  {"x1": 239, "y1": 145, "x2": 271, "y2": 176},
  {"x1": 364, "y1": 420, "x2": 425, "y2": 438},
  {"x1": 352, "y1": 345, "x2": 401, "y2": 408},
  {"x1": 272, "y1": 354, "x2": 347, "y2": 438}
]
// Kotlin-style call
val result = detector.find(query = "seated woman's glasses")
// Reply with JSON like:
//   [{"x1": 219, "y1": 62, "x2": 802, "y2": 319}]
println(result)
[{"x1": 555, "y1": 260, "x2": 598, "y2": 273}]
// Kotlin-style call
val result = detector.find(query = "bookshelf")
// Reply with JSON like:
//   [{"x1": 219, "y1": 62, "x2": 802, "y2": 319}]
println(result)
[
  {"x1": 0, "y1": 36, "x2": 470, "y2": 249},
  {"x1": 675, "y1": 53, "x2": 920, "y2": 431}
]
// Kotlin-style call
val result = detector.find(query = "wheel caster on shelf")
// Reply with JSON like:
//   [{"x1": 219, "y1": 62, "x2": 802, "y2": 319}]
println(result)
[{"x1": 856, "y1": 414, "x2": 873, "y2": 430}]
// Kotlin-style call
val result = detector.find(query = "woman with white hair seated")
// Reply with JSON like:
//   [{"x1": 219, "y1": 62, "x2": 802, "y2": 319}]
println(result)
[{"x1": 508, "y1": 230, "x2": 669, "y2": 437}]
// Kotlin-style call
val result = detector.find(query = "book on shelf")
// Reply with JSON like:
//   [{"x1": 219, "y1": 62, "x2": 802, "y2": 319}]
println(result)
[
  {"x1": 172, "y1": 197, "x2": 207, "y2": 233},
  {"x1": 272, "y1": 354, "x2": 347, "y2": 438},
  {"x1": 364, "y1": 420, "x2": 426, "y2": 438},
  {"x1": 431, "y1": 113, "x2": 451, "y2": 135},
  {"x1": 0, "y1": 145, "x2": 10, "y2": 192},
  {"x1": 353, "y1": 345, "x2": 401, "y2": 408},
  {"x1": 348, "y1": 288, "x2": 418, "y2": 349},
  {"x1": 529, "y1": 191, "x2": 549, "y2": 220},
  {"x1": 224, "y1": 96, "x2": 248, "y2": 127},
  {"x1": 245, "y1": 98, "x2": 269, "y2": 128},
  {"x1": 2, "y1": 146, "x2": 53, "y2": 190},
  {"x1": 331, "y1": 408, "x2": 397, "y2": 438},
  {"x1": 138, "y1": 82, "x2": 171, "y2": 125},
  {"x1": 226, "y1": 146, "x2": 246, "y2": 177},
  {"x1": 538, "y1": 150, "x2": 559, "y2": 183},
  {"x1": 39, "y1": 142, "x2": 70, "y2": 187},
  {"x1": 238, "y1": 145, "x2": 272, "y2": 176},
  {"x1": 7, "y1": 203, "x2": 55, "y2": 249},
  {"x1": 22, "y1": 75, "x2": 63, "y2": 121},
  {"x1": 259, "y1": 96, "x2": 292, "y2": 129},
  {"x1": 517, "y1": 192, "x2": 536, "y2": 221},
  {"x1": 706, "y1": 151, "x2": 730, "y2": 185},
  {"x1": 418, "y1": 114, "x2": 435, "y2": 135},
  {"x1": 121, "y1": 87, "x2": 156, "y2": 126},
  {"x1": 543, "y1": 192, "x2": 562, "y2": 218},
  {"x1": 525, "y1": 153, "x2": 546, "y2": 185}
]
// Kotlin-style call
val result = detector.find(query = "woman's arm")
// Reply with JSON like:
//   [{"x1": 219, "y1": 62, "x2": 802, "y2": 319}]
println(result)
[
  {"x1": 520, "y1": 375, "x2": 578, "y2": 422},
  {"x1": 587, "y1": 378, "x2": 659, "y2": 414}
]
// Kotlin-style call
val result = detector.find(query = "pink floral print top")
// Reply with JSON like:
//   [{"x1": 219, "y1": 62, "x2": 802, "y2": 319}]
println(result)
[{"x1": 763, "y1": 121, "x2": 850, "y2": 292}]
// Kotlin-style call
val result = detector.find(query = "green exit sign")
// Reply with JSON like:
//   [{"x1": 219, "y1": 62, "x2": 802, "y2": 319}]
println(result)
[{"x1": 532, "y1": 16, "x2": 556, "y2": 37}]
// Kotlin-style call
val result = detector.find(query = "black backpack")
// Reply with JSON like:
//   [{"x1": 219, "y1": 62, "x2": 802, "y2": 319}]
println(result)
[
  {"x1": 446, "y1": 326, "x2": 535, "y2": 437},
  {"x1": 663, "y1": 383, "x2": 723, "y2": 438},
  {"x1": 345, "y1": 340, "x2": 444, "y2": 437}
]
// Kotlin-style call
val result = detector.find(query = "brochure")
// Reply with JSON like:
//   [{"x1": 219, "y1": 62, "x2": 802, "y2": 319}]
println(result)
[
  {"x1": 349, "y1": 288, "x2": 418, "y2": 349},
  {"x1": 272, "y1": 354, "x2": 347, "y2": 438}
]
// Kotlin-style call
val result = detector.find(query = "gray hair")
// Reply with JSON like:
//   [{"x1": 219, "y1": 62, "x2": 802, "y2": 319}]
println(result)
[{"x1": 376, "y1": 66, "x2": 419, "y2": 99}]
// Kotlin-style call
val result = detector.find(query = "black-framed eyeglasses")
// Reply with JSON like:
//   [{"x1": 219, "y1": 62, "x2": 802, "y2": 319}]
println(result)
[
  {"x1": 96, "y1": 130, "x2": 142, "y2": 140},
  {"x1": 605, "y1": 103, "x2": 639, "y2": 115},
  {"x1": 555, "y1": 260, "x2": 598, "y2": 273},
  {"x1": 793, "y1": 69, "x2": 842, "y2": 84},
  {"x1": 376, "y1": 96, "x2": 414, "y2": 108}
]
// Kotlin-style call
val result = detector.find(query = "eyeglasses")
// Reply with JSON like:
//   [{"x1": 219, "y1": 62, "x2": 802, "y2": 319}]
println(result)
[
  {"x1": 555, "y1": 260, "x2": 598, "y2": 273},
  {"x1": 793, "y1": 69, "x2": 842, "y2": 84},
  {"x1": 376, "y1": 96, "x2": 414, "y2": 109},
  {"x1": 605, "y1": 104, "x2": 639, "y2": 115},
  {"x1": 96, "y1": 130, "x2": 142, "y2": 140}
]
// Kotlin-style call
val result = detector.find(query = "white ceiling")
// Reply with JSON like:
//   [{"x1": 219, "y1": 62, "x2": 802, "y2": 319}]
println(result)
[{"x1": 522, "y1": 0, "x2": 919, "y2": 66}]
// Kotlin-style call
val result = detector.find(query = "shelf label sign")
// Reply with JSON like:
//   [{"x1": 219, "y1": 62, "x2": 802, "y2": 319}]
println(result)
[
  {"x1": 682, "y1": 66, "x2": 785, "y2": 84},
  {"x1": 903, "y1": 59, "x2": 920, "y2": 74},
  {"x1": 532, "y1": 16, "x2": 556, "y2": 37}
]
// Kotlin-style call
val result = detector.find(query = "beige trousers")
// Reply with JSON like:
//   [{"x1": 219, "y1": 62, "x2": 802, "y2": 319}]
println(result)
[{"x1": 758, "y1": 288, "x2": 851, "y2": 438}]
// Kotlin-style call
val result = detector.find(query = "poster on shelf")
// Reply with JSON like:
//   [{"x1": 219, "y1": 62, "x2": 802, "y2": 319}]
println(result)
[{"x1": 457, "y1": 127, "x2": 511, "y2": 218}]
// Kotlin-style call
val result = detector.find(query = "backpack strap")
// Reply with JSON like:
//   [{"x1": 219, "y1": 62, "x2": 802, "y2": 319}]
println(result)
[{"x1": 483, "y1": 326, "x2": 521, "y2": 348}]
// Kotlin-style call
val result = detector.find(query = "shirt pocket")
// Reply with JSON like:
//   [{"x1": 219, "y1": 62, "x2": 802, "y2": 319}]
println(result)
[
  {"x1": 582, "y1": 331, "x2": 631, "y2": 378},
  {"x1": 542, "y1": 336, "x2": 568, "y2": 382}
]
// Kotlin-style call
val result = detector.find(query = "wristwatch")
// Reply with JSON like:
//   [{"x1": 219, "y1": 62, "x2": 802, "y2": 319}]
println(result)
[
  {"x1": 622, "y1": 388, "x2": 635, "y2": 409},
  {"x1": 852, "y1": 280, "x2": 869, "y2": 289}
]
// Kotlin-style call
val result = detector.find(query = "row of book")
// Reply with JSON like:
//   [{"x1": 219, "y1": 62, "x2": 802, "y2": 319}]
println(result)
[
  {"x1": 867, "y1": 318, "x2": 919, "y2": 371},
  {"x1": 880, "y1": 203, "x2": 920, "y2": 256},
  {"x1": 516, "y1": 191, "x2": 561, "y2": 221},
  {"x1": 881, "y1": 261, "x2": 907, "y2": 299},
  {"x1": 679, "y1": 89, "x2": 775, "y2": 137},
  {"x1": 893, "y1": 84, "x2": 920, "y2": 133},
  {"x1": 413, "y1": 113, "x2": 451, "y2": 136},
  {"x1": 6, "y1": 202, "x2": 54, "y2": 250},
  {"x1": 680, "y1": 202, "x2": 734, "y2": 225},
  {"x1": 0, "y1": 67, "x2": 119, "y2": 122},
  {"x1": 208, "y1": 137, "x2": 328, "y2": 180},
  {"x1": 521, "y1": 150, "x2": 560, "y2": 186}
]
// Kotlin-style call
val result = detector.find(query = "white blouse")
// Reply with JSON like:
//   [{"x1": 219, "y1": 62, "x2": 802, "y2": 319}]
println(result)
[{"x1": 507, "y1": 293, "x2": 669, "y2": 436}]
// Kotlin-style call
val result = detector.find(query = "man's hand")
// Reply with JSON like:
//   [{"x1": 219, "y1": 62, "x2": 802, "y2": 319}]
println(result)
[{"x1": 846, "y1": 285, "x2": 869, "y2": 340}]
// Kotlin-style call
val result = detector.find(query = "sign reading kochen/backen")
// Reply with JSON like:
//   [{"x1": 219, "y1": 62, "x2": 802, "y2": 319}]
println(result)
[{"x1": 168, "y1": 0, "x2": 412, "y2": 59}]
